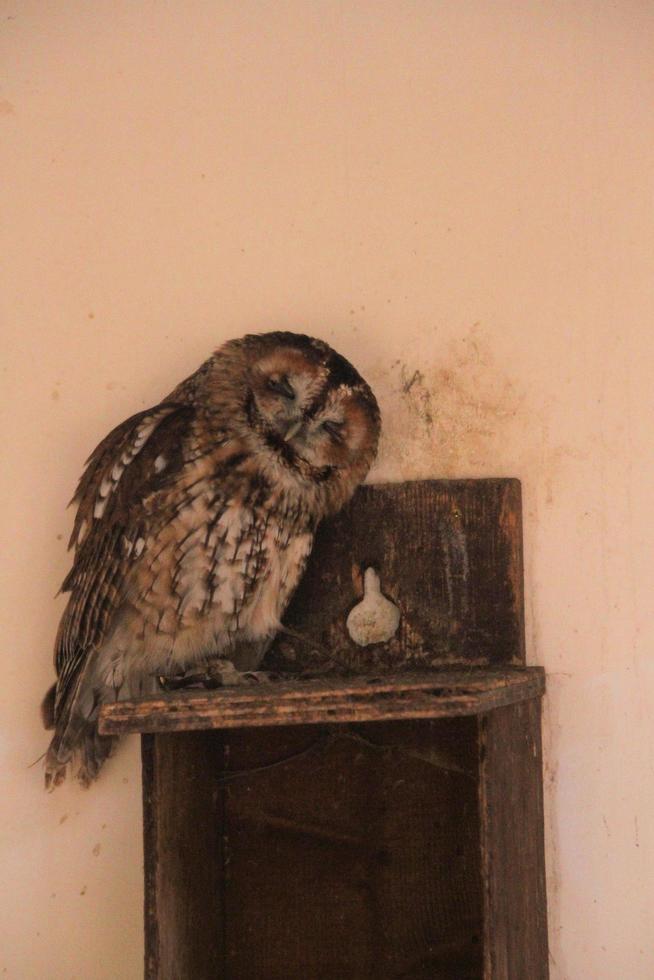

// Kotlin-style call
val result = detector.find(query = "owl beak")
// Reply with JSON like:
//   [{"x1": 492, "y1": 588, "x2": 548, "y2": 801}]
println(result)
[{"x1": 284, "y1": 420, "x2": 303, "y2": 442}]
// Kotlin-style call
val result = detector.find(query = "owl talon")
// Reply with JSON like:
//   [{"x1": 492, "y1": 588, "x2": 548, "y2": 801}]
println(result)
[
  {"x1": 205, "y1": 664, "x2": 278, "y2": 686},
  {"x1": 158, "y1": 672, "x2": 221, "y2": 691},
  {"x1": 158, "y1": 674, "x2": 179, "y2": 691},
  {"x1": 157, "y1": 666, "x2": 278, "y2": 690},
  {"x1": 241, "y1": 670, "x2": 278, "y2": 685}
]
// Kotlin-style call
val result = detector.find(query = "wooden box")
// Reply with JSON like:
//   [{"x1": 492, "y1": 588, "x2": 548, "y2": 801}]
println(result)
[{"x1": 100, "y1": 480, "x2": 549, "y2": 979}]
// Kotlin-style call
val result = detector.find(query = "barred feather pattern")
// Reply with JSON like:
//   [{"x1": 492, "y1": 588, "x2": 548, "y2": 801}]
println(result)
[{"x1": 43, "y1": 332, "x2": 380, "y2": 788}]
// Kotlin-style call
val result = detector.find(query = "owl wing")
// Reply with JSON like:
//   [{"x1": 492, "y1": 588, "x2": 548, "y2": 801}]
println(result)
[{"x1": 54, "y1": 401, "x2": 195, "y2": 711}]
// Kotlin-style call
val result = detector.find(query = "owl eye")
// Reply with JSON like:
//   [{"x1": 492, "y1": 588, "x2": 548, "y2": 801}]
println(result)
[
  {"x1": 321, "y1": 420, "x2": 345, "y2": 442},
  {"x1": 266, "y1": 375, "x2": 295, "y2": 400}
]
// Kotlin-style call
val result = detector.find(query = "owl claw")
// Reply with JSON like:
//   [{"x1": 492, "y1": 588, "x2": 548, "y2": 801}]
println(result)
[
  {"x1": 207, "y1": 664, "x2": 278, "y2": 686},
  {"x1": 157, "y1": 672, "x2": 221, "y2": 691},
  {"x1": 241, "y1": 670, "x2": 278, "y2": 685},
  {"x1": 157, "y1": 667, "x2": 278, "y2": 690}
]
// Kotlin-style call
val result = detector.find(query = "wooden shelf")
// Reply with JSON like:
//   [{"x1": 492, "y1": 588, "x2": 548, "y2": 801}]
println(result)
[
  {"x1": 99, "y1": 665, "x2": 545, "y2": 735},
  {"x1": 125, "y1": 482, "x2": 549, "y2": 979}
]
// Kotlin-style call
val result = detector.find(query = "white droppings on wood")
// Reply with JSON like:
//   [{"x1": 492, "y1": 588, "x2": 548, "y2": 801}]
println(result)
[{"x1": 346, "y1": 567, "x2": 401, "y2": 646}]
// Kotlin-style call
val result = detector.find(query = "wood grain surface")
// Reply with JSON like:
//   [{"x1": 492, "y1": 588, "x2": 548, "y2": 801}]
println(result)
[
  {"x1": 144, "y1": 719, "x2": 484, "y2": 980},
  {"x1": 479, "y1": 700, "x2": 550, "y2": 979},
  {"x1": 100, "y1": 666, "x2": 544, "y2": 735},
  {"x1": 267, "y1": 479, "x2": 526, "y2": 673}
]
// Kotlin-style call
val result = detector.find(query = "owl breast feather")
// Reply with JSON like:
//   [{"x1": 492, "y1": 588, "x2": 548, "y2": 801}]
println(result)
[{"x1": 106, "y1": 476, "x2": 314, "y2": 676}]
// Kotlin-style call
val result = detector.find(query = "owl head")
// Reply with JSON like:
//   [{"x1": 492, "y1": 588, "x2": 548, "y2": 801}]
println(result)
[{"x1": 201, "y1": 332, "x2": 380, "y2": 517}]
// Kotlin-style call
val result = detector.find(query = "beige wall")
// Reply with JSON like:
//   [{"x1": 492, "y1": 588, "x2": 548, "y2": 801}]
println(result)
[{"x1": 2, "y1": 2, "x2": 653, "y2": 976}]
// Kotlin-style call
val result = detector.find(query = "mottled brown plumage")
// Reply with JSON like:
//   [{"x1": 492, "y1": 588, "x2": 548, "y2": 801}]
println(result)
[{"x1": 43, "y1": 333, "x2": 380, "y2": 787}]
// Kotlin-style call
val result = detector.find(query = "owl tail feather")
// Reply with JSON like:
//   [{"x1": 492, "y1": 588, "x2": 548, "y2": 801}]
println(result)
[
  {"x1": 45, "y1": 725, "x2": 116, "y2": 790},
  {"x1": 43, "y1": 662, "x2": 116, "y2": 790}
]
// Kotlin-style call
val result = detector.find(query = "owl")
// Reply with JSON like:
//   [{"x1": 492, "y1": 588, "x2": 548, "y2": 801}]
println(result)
[{"x1": 42, "y1": 332, "x2": 380, "y2": 788}]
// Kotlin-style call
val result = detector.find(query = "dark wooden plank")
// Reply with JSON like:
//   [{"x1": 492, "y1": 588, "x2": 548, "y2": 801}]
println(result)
[
  {"x1": 141, "y1": 735, "x2": 160, "y2": 980},
  {"x1": 100, "y1": 667, "x2": 545, "y2": 735},
  {"x1": 479, "y1": 700, "x2": 549, "y2": 979},
  {"x1": 266, "y1": 479, "x2": 525, "y2": 673},
  {"x1": 136, "y1": 479, "x2": 548, "y2": 980},
  {"x1": 218, "y1": 719, "x2": 483, "y2": 979},
  {"x1": 142, "y1": 732, "x2": 225, "y2": 980}
]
